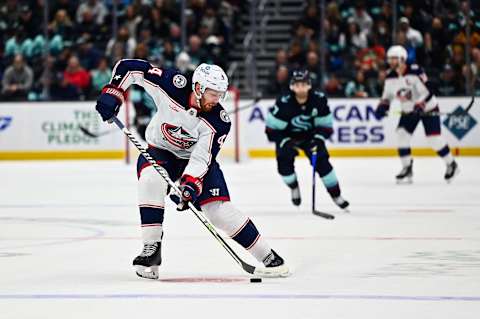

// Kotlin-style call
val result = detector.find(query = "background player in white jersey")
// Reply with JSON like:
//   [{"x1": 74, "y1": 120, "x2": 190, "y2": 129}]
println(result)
[
  {"x1": 375, "y1": 45, "x2": 459, "y2": 183},
  {"x1": 95, "y1": 60, "x2": 289, "y2": 279}
]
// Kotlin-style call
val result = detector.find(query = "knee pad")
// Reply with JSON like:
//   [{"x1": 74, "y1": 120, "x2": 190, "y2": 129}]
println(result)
[
  {"x1": 427, "y1": 135, "x2": 447, "y2": 151},
  {"x1": 396, "y1": 128, "x2": 412, "y2": 148},
  {"x1": 201, "y1": 201, "x2": 248, "y2": 236},
  {"x1": 138, "y1": 166, "x2": 168, "y2": 208}
]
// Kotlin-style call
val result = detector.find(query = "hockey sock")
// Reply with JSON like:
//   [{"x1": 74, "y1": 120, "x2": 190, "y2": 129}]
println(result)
[
  {"x1": 437, "y1": 145, "x2": 454, "y2": 165},
  {"x1": 231, "y1": 219, "x2": 271, "y2": 263},
  {"x1": 139, "y1": 206, "x2": 164, "y2": 242},
  {"x1": 398, "y1": 148, "x2": 412, "y2": 167},
  {"x1": 321, "y1": 169, "x2": 341, "y2": 198},
  {"x1": 281, "y1": 173, "x2": 298, "y2": 189},
  {"x1": 428, "y1": 135, "x2": 454, "y2": 165}
]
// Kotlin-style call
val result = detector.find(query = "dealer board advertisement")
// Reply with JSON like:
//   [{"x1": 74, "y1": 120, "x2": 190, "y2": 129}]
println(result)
[
  {"x1": 1, "y1": 97, "x2": 478, "y2": 160},
  {"x1": 0, "y1": 102, "x2": 125, "y2": 159},
  {"x1": 240, "y1": 97, "x2": 479, "y2": 157}
]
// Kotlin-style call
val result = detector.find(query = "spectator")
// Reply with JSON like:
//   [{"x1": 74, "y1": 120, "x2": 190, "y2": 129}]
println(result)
[
  {"x1": 463, "y1": 47, "x2": 480, "y2": 95},
  {"x1": 266, "y1": 65, "x2": 290, "y2": 96},
  {"x1": 1, "y1": 54, "x2": 33, "y2": 101},
  {"x1": 105, "y1": 26, "x2": 137, "y2": 61},
  {"x1": 76, "y1": 0, "x2": 107, "y2": 26},
  {"x1": 339, "y1": 18, "x2": 368, "y2": 56},
  {"x1": 159, "y1": 41, "x2": 176, "y2": 68},
  {"x1": 187, "y1": 35, "x2": 206, "y2": 67},
  {"x1": 124, "y1": 5, "x2": 142, "y2": 39},
  {"x1": 305, "y1": 51, "x2": 321, "y2": 88},
  {"x1": 424, "y1": 17, "x2": 449, "y2": 71},
  {"x1": 175, "y1": 51, "x2": 195, "y2": 79},
  {"x1": 345, "y1": 70, "x2": 369, "y2": 97},
  {"x1": 142, "y1": 7, "x2": 170, "y2": 40},
  {"x1": 90, "y1": 57, "x2": 112, "y2": 97},
  {"x1": 398, "y1": 17, "x2": 423, "y2": 48},
  {"x1": 49, "y1": 9, "x2": 75, "y2": 44},
  {"x1": 63, "y1": 55, "x2": 91, "y2": 99},
  {"x1": 324, "y1": 73, "x2": 343, "y2": 97},
  {"x1": 76, "y1": 35, "x2": 102, "y2": 71},
  {"x1": 351, "y1": 2, "x2": 373, "y2": 35},
  {"x1": 438, "y1": 64, "x2": 463, "y2": 96}
]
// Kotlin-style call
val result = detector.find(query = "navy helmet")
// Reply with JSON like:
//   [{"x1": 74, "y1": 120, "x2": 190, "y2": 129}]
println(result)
[{"x1": 289, "y1": 69, "x2": 312, "y2": 86}]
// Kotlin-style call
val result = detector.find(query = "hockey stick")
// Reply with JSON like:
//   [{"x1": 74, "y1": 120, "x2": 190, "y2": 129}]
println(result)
[
  {"x1": 79, "y1": 126, "x2": 116, "y2": 138},
  {"x1": 310, "y1": 148, "x2": 335, "y2": 220},
  {"x1": 111, "y1": 116, "x2": 284, "y2": 277},
  {"x1": 392, "y1": 96, "x2": 476, "y2": 117}
]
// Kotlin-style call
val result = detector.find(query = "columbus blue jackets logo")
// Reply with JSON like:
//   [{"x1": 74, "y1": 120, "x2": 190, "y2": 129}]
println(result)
[
  {"x1": 220, "y1": 110, "x2": 230, "y2": 123},
  {"x1": 173, "y1": 74, "x2": 187, "y2": 88},
  {"x1": 161, "y1": 123, "x2": 197, "y2": 149},
  {"x1": 396, "y1": 88, "x2": 412, "y2": 101}
]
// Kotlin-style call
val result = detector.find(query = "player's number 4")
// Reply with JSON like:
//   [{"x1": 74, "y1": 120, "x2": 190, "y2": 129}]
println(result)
[{"x1": 218, "y1": 134, "x2": 227, "y2": 147}]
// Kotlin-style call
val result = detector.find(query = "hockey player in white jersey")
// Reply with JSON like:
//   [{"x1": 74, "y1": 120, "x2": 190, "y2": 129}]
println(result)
[
  {"x1": 95, "y1": 60, "x2": 290, "y2": 279},
  {"x1": 375, "y1": 45, "x2": 459, "y2": 183}
]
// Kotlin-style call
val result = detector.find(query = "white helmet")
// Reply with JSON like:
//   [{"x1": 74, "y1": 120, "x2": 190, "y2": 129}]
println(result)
[
  {"x1": 192, "y1": 63, "x2": 229, "y2": 100},
  {"x1": 387, "y1": 45, "x2": 408, "y2": 61}
]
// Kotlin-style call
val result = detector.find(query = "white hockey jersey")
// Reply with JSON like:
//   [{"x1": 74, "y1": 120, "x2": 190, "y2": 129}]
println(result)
[
  {"x1": 110, "y1": 59, "x2": 231, "y2": 180},
  {"x1": 381, "y1": 64, "x2": 438, "y2": 113}
]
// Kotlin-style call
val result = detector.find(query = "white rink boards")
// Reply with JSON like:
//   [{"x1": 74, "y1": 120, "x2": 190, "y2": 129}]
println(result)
[{"x1": 0, "y1": 157, "x2": 479, "y2": 318}]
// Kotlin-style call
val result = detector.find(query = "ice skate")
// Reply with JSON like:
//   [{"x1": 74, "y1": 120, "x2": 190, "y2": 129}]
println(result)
[
  {"x1": 254, "y1": 250, "x2": 291, "y2": 278},
  {"x1": 291, "y1": 185, "x2": 301, "y2": 206},
  {"x1": 445, "y1": 160, "x2": 459, "y2": 183},
  {"x1": 396, "y1": 160, "x2": 413, "y2": 184},
  {"x1": 133, "y1": 241, "x2": 162, "y2": 279},
  {"x1": 333, "y1": 195, "x2": 350, "y2": 211}
]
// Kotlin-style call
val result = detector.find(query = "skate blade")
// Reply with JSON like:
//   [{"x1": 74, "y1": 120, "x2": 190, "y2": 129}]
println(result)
[
  {"x1": 253, "y1": 265, "x2": 291, "y2": 278},
  {"x1": 396, "y1": 177, "x2": 413, "y2": 184},
  {"x1": 135, "y1": 265, "x2": 159, "y2": 279}
]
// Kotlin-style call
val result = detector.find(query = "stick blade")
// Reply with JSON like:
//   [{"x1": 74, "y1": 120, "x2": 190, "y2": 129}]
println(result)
[
  {"x1": 79, "y1": 126, "x2": 99, "y2": 138},
  {"x1": 312, "y1": 210, "x2": 335, "y2": 219}
]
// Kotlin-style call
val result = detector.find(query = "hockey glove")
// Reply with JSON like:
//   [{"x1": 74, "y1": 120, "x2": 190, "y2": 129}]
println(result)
[
  {"x1": 170, "y1": 175, "x2": 202, "y2": 211},
  {"x1": 95, "y1": 84, "x2": 126, "y2": 122},
  {"x1": 413, "y1": 101, "x2": 426, "y2": 115},
  {"x1": 308, "y1": 133, "x2": 326, "y2": 151},
  {"x1": 375, "y1": 100, "x2": 390, "y2": 120},
  {"x1": 278, "y1": 137, "x2": 299, "y2": 149}
]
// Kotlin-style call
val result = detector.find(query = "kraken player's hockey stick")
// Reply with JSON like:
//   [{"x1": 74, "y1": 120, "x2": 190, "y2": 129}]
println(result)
[
  {"x1": 310, "y1": 149, "x2": 335, "y2": 220},
  {"x1": 111, "y1": 116, "x2": 288, "y2": 278}
]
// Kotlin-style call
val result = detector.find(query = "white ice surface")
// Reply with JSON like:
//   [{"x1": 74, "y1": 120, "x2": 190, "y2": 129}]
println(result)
[{"x1": 1, "y1": 157, "x2": 480, "y2": 318}]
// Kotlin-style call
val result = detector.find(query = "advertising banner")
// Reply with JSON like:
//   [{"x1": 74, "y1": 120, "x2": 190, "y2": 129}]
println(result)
[
  {"x1": 240, "y1": 97, "x2": 480, "y2": 157},
  {"x1": 0, "y1": 102, "x2": 125, "y2": 160}
]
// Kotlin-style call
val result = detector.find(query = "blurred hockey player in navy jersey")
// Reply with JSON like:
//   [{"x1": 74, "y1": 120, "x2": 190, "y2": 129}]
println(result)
[
  {"x1": 265, "y1": 70, "x2": 349, "y2": 210},
  {"x1": 95, "y1": 60, "x2": 290, "y2": 279},
  {"x1": 375, "y1": 46, "x2": 459, "y2": 183}
]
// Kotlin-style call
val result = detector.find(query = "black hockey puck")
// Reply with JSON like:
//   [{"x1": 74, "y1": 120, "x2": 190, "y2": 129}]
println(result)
[{"x1": 250, "y1": 278, "x2": 262, "y2": 283}]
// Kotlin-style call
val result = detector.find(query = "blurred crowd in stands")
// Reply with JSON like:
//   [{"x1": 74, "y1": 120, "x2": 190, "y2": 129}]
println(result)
[
  {"x1": 268, "y1": 0, "x2": 480, "y2": 98},
  {"x1": 1, "y1": 0, "x2": 480, "y2": 102},
  {"x1": 0, "y1": 0, "x2": 238, "y2": 101}
]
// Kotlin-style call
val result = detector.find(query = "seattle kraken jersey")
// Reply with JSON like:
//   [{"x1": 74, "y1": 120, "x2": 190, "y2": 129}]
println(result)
[
  {"x1": 110, "y1": 59, "x2": 231, "y2": 180},
  {"x1": 381, "y1": 64, "x2": 438, "y2": 113},
  {"x1": 265, "y1": 90, "x2": 333, "y2": 142}
]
